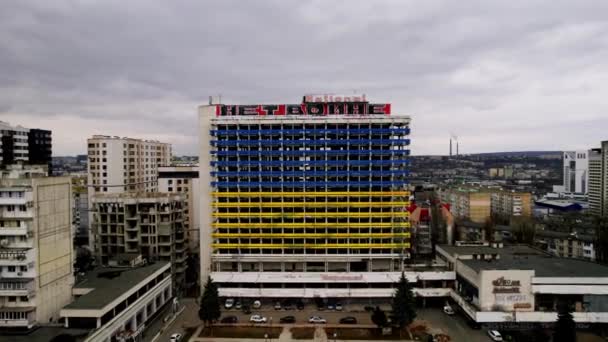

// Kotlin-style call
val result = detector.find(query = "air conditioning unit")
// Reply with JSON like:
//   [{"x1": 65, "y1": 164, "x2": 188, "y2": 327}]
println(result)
[{"x1": 17, "y1": 272, "x2": 23, "y2": 276}]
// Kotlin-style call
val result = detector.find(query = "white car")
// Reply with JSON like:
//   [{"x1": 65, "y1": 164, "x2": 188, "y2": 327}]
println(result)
[
  {"x1": 335, "y1": 302, "x2": 343, "y2": 311},
  {"x1": 250, "y1": 314, "x2": 267, "y2": 323},
  {"x1": 487, "y1": 330, "x2": 503, "y2": 341},
  {"x1": 169, "y1": 333, "x2": 182, "y2": 342},
  {"x1": 252, "y1": 300, "x2": 262, "y2": 309},
  {"x1": 224, "y1": 298, "x2": 234, "y2": 309},
  {"x1": 443, "y1": 305, "x2": 455, "y2": 315},
  {"x1": 308, "y1": 316, "x2": 327, "y2": 324}
]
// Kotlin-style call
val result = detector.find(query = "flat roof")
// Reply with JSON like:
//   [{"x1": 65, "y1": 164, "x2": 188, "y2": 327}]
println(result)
[
  {"x1": 1, "y1": 327, "x2": 90, "y2": 342},
  {"x1": 63, "y1": 262, "x2": 169, "y2": 311},
  {"x1": 438, "y1": 244, "x2": 608, "y2": 277}
]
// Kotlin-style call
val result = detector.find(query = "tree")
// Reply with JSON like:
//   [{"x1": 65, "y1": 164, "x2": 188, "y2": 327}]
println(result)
[
  {"x1": 371, "y1": 306, "x2": 387, "y2": 330},
  {"x1": 74, "y1": 247, "x2": 93, "y2": 272},
  {"x1": 198, "y1": 276, "x2": 221, "y2": 328},
  {"x1": 391, "y1": 272, "x2": 417, "y2": 335},
  {"x1": 594, "y1": 215, "x2": 608, "y2": 264},
  {"x1": 553, "y1": 301, "x2": 576, "y2": 342},
  {"x1": 512, "y1": 216, "x2": 536, "y2": 245},
  {"x1": 483, "y1": 217, "x2": 496, "y2": 243}
]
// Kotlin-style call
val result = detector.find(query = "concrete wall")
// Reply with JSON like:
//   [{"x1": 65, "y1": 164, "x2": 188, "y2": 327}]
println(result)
[
  {"x1": 33, "y1": 177, "x2": 74, "y2": 324},
  {"x1": 478, "y1": 269, "x2": 534, "y2": 312},
  {"x1": 198, "y1": 106, "x2": 214, "y2": 284}
]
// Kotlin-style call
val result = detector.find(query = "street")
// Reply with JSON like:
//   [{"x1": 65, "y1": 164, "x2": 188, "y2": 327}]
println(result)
[
  {"x1": 150, "y1": 298, "x2": 200, "y2": 342},
  {"x1": 417, "y1": 308, "x2": 489, "y2": 342}
]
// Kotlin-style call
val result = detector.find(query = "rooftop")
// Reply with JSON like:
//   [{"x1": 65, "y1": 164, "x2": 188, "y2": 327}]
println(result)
[
  {"x1": 438, "y1": 244, "x2": 608, "y2": 278},
  {"x1": 63, "y1": 262, "x2": 169, "y2": 311}
]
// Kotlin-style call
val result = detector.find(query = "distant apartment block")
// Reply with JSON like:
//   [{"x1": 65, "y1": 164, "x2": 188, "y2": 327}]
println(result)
[
  {"x1": 158, "y1": 165, "x2": 200, "y2": 250},
  {"x1": 589, "y1": 143, "x2": 608, "y2": 217},
  {"x1": 563, "y1": 151, "x2": 588, "y2": 194},
  {"x1": 72, "y1": 176, "x2": 89, "y2": 246},
  {"x1": 0, "y1": 121, "x2": 52, "y2": 173},
  {"x1": 90, "y1": 193, "x2": 188, "y2": 291},
  {"x1": 61, "y1": 261, "x2": 173, "y2": 342},
  {"x1": 439, "y1": 186, "x2": 532, "y2": 223},
  {"x1": 86, "y1": 135, "x2": 171, "y2": 247},
  {"x1": 0, "y1": 165, "x2": 74, "y2": 330}
]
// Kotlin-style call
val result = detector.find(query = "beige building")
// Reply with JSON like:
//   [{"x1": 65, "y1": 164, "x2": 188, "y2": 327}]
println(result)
[
  {"x1": 86, "y1": 135, "x2": 171, "y2": 247},
  {"x1": 588, "y1": 143, "x2": 607, "y2": 217},
  {"x1": 438, "y1": 188, "x2": 491, "y2": 223},
  {"x1": 157, "y1": 165, "x2": 199, "y2": 250},
  {"x1": 0, "y1": 165, "x2": 74, "y2": 330},
  {"x1": 439, "y1": 186, "x2": 532, "y2": 223},
  {"x1": 90, "y1": 193, "x2": 188, "y2": 291}
]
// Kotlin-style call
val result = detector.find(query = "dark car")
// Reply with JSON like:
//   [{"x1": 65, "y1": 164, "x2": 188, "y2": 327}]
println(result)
[
  {"x1": 296, "y1": 300, "x2": 304, "y2": 310},
  {"x1": 339, "y1": 316, "x2": 357, "y2": 324},
  {"x1": 279, "y1": 315, "x2": 296, "y2": 323},
  {"x1": 364, "y1": 305, "x2": 374, "y2": 312},
  {"x1": 242, "y1": 304, "x2": 251, "y2": 314},
  {"x1": 220, "y1": 315, "x2": 238, "y2": 324}
]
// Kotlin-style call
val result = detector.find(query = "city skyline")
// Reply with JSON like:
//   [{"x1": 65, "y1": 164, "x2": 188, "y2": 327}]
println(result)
[{"x1": 2, "y1": 1, "x2": 608, "y2": 156}]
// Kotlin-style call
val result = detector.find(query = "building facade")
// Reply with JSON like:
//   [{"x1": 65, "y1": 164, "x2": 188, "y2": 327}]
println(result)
[
  {"x1": 0, "y1": 122, "x2": 52, "y2": 173},
  {"x1": 563, "y1": 151, "x2": 589, "y2": 194},
  {"x1": 0, "y1": 166, "x2": 74, "y2": 330},
  {"x1": 158, "y1": 165, "x2": 200, "y2": 250},
  {"x1": 199, "y1": 96, "x2": 414, "y2": 299},
  {"x1": 86, "y1": 136, "x2": 171, "y2": 248},
  {"x1": 589, "y1": 143, "x2": 608, "y2": 217},
  {"x1": 90, "y1": 193, "x2": 188, "y2": 290}
]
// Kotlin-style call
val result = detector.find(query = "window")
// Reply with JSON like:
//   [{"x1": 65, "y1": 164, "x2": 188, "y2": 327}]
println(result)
[
  {"x1": 8, "y1": 296, "x2": 16, "y2": 302},
  {"x1": 19, "y1": 205, "x2": 26, "y2": 212},
  {"x1": 20, "y1": 266, "x2": 27, "y2": 272},
  {"x1": 8, "y1": 266, "x2": 15, "y2": 272},
  {"x1": 20, "y1": 296, "x2": 28, "y2": 302}
]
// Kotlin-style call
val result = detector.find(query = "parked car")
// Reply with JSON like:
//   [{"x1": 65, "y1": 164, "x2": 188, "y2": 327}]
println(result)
[
  {"x1": 326, "y1": 302, "x2": 335, "y2": 310},
  {"x1": 242, "y1": 304, "x2": 251, "y2": 314},
  {"x1": 250, "y1": 314, "x2": 267, "y2": 323},
  {"x1": 487, "y1": 330, "x2": 503, "y2": 341},
  {"x1": 335, "y1": 302, "x2": 343, "y2": 311},
  {"x1": 308, "y1": 316, "x2": 327, "y2": 324},
  {"x1": 224, "y1": 298, "x2": 234, "y2": 309},
  {"x1": 282, "y1": 300, "x2": 294, "y2": 310},
  {"x1": 235, "y1": 300, "x2": 242, "y2": 310},
  {"x1": 364, "y1": 305, "x2": 374, "y2": 312},
  {"x1": 339, "y1": 316, "x2": 357, "y2": 324},
  {"x1": 296, "y1": 300, "x2": 304, "y2": 310},
  {"x1": 279, "y1": 315, "x2": 296, "y2": 323},
  {"x1": 252, "y1": 300, "x2": 262, "y2": 309},
  {"x1": 274, "y1": 301, "x2": 282, "y2": 310},
  {"x1": 443, "y1": 305, "x2": 455, "y2": 315},
  {"x1": 169, "y1": 333, "x2": 182, "y2": 342},
  {"x1": 220, "y1": 316, "x2": 238, "y2": 324}
]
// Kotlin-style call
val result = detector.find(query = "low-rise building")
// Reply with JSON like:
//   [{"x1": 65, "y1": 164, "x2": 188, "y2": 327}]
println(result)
[
  {"x1": 60, "y1": 262, "x2": 173, "y2": 342},
  {"x1": 437, "y1": 243, "x2": 608, "y2": 326},
  {"x1": 0, "y1": 165, "x2": 74, "y2": 330}
]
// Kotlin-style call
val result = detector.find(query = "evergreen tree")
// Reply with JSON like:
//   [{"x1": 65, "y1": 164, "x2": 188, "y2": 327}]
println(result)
[
  {"x1": 553, "y1": 301, "x2": 576, "y2": 342},
  {"x1": 371, "y1": 306, "x2": 388, "y2": 329},
  {"x1": 391, "y1": 272, "x2": 417, "y2": 333},
  {"x1": 198, "y1": 276, "x2": 221, "y2": 327},
  {"x1": 594, "y1": 215, "x2": 608, "y2": 264}
]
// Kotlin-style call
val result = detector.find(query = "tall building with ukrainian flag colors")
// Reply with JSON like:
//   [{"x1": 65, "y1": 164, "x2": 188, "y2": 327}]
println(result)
[{"x1": 198, "y1": 95, "x2": 413, "y2": 300}]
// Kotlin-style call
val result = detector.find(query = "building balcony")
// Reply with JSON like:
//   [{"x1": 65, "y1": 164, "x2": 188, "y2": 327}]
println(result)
[
  {"x1": 0, "y1": 250, "x2": 35, "y2": 265},
  {"x1": 0, "y1": 197, "x2": 30, "y2": 206},
  {"x1": 0, "y1": 317, "x2": 35, "y2": 328}
]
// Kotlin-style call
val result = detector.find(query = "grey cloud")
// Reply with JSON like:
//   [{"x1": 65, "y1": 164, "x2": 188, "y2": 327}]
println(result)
[{"x1": 1, "y1": 0, "x2": 608, "y2": 155}]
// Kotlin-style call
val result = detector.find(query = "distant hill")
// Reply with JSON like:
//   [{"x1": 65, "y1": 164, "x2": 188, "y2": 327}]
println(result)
[{"x1": 465, "y1": 151, "x2": 562, "y2": 157}]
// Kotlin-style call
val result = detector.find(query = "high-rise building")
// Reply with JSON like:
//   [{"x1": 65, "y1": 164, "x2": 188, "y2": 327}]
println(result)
[
  {"x1": 589, "y1": 142, "x2": 608, "y2": 217},
  {"x1": 0, "y1": 122, "x2": 52, "y2": 173},
  {"x1": 0, "y1": 165, "x2": 73, "y2": 330},
  {"x1": 158, "y1": 165, "x2": 200, "y2": 250},
  {"x1": 199, "y1": 95, "x2": 412, "y2": 299},
  {"x1": 90, "y1": 193, "x2": 188, "y2": 291},
  {"x1": 563, "y1": 151, "x2": 589, "y2": 194},
  {"x1": 86, "y1": 136, "x2": 171, "y2": 248}
]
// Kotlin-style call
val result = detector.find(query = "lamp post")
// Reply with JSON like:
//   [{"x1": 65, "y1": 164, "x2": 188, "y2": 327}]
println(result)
[{"x1": 333, "y1": 332, "x2": 338, "y2": 342}]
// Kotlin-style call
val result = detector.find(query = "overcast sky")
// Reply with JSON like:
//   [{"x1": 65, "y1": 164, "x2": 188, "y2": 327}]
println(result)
[{"x1": 1, "y1": 1, "x2": 608, "y2": 156}]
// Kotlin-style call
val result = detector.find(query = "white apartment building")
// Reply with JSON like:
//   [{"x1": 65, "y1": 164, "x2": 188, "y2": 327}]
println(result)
[
  {"x1": 0, "y1": 122, "x2": 29, "y2": 165},
  {"x1": 86, "y1": 136, "x2": 171, "y2": 248},
  {"x1": 158, "y1": 165, "x2": 200, "y2": 250},
  {"x1": 563, "y1": 151, "x2": 589, "y2": 194},
  {"x1": 0, "y1": 166, "x2": 74, "y2": 330}
]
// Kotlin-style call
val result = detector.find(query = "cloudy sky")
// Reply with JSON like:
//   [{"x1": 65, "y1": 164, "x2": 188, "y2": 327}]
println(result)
[{"x1": 1, "y1": 0, "x2": 608, "y2": 156}]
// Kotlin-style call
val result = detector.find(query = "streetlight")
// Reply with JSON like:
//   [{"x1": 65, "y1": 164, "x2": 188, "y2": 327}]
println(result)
[
  {"x1": 333, "y1": 332, "x2": 338, "y2": 342},
  {"x1": 264, "y1": 333, "x2": 268, "y2": 342}
]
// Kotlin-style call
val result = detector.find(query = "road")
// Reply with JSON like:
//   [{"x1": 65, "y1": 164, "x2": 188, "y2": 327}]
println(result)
[
  {"x1": 150, "y1": 298, "x2": 200, "y2": 342},
  {"x1": 417, "y1": 308, "x2": 489, "y2": 342}
]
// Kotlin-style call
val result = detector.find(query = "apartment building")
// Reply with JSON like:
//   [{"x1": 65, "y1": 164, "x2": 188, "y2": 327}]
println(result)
[
  {"x1": 0, "y1": 165, "x2": 74, "y2": 330},
  {"x1": 90, "y1": 193, "x2": 188, "y2": 291},
  {"x1": 158, "y1": 165, "x2": 200, "y2": 250},
  {"x1": 72, "y1": 176, "x2": 89, "y2": 246},
  {"x1": 0, "y1": 122, "x2": 52, "y2": 173},
  {"x1": 199, "y1": 95, "x2": 418, "y2": 299},
  {"x1": 563, "y1": 151, "x2": 589, "y2": 194},
  {"x1": 439, "y1": 186, "x2": 532, "y2": 223},
  {"x1": 589, "y1": 143, "x2": 607, "y2": 217},
  {"x1": 86, "y1": 136, "x2": 171, "y2": 248},
  {"x1": 438, "y1": 188, "x2": 491, "y2": 224}
]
